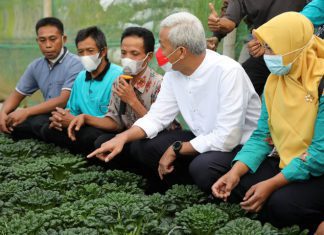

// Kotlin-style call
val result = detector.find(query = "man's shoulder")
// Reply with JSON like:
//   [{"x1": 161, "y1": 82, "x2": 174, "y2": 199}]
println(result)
[
  {"x1": 27, "y1": 57, "x2": 46, "y2": 68},
  {"x1": 62, "y1": 52, "x2": 82, "y2": 66},
  {"x1": 72, "y1": 70, "x2": 87, "y2": 85},
  {"x1": 205, "y1": 49, "x2": 242, "y2": 71},
  {"x1": 148, "y1": 67, "x2": 163, "y2": 82}
]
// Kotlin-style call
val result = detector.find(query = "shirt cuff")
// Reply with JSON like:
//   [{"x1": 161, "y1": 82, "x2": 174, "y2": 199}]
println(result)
[
  {"x1": 15, "y1": 87, "x2": 31, "y2": 96},
  {"x1": 61, "y1": 87, "x2": 72, "y2": 91},
  {"x1": 233, "y1": 153, "x2": 261, "y2": 173},
  {"x1": 189, "y1": 135, "x2": 210, "y2": 153},
  {"x1": 133, "y1": 118, "x2": 159, "y2": 139},
  {"x1": 281, "y1": 158, "x2": 309, "y2": 182}
]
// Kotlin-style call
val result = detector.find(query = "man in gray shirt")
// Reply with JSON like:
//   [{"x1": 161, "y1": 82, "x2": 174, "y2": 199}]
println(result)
[{"x1": 0, "y1": 17, "x2": 83, "y2": 139}]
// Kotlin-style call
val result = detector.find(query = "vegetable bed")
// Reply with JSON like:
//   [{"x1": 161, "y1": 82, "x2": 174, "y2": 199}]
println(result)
[{"x1": 0, "y1": 134, "x2": 307, "y2": 235}]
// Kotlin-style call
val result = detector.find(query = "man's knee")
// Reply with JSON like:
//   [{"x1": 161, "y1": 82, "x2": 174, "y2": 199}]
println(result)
[
  {"x1": 189, "y1": 156, "x2": 218, "y2": 192},
  {"x1": 130, "y1": 139, "x2": 162, "y2": 169},
  {"x1": 94, "y1": 133, "x2": 116, "y2": 149}
]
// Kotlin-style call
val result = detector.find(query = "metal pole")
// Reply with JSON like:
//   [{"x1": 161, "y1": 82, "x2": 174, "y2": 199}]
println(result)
[{"x1": 43, "y1": 0, "x2": 52, "y2": 17}]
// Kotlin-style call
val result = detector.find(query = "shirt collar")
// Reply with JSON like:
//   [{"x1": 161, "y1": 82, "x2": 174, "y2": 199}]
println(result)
[
  {"x1": 133, "y1": 67, "x2": 151, "y2": 93},
  {"x1": 85, "y1": 61, "x2": 111, "y2": 81}
]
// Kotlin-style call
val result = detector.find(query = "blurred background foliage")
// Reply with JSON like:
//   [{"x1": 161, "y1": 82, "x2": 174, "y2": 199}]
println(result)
[{"x1": 0, "y1": 0, "x2": 248, "y2": 105}]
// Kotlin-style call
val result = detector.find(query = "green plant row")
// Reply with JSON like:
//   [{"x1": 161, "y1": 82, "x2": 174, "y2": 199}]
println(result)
[{"x1": 0, "y1": 134, "x2": 307, "y2": 234}]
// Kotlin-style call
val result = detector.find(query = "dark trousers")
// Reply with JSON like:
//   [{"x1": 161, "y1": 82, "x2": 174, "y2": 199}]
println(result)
[
  {"x1": 228, "y1": 157, "x2": 324, "y2": 233},
  {"x1": 93, "y1": 133, "x2": 145, "y2": 178},
  {"x1": 242, "y1": 56, "x2": 270, "y2": 96},
  {"x1": 40, "y1": 124, "x2": 106, "y2": 155},
  {"x1": 129, "y1": 130, "x2": 242, "y2": 192},
  {"x1": 11, "y1": 114, "x2": 51, "y2": 140}
]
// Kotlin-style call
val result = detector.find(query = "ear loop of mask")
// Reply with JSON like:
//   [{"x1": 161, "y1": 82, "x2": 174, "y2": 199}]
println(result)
[
  {"x1": 167, "y1": 47, "x2": 184, "y2": 65},
  {"x1": 138, "y1": 52, "x2": 152, "y2": 74},
  {"x1": 280, "y1": 35, "x2": 314, "y2": 64}
]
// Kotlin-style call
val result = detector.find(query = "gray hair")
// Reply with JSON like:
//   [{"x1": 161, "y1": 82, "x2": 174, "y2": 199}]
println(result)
[{"x1": 160, "y1": 12, "x2": 207, "y2": 55}]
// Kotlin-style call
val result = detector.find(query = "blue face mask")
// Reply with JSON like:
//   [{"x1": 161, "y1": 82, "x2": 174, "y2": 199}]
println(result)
[
  {"x1": 263, "y1": 54, "x2": 292, "y2": 76},
  {"x1": 263, "y1": 35, "x2": 314, "y2": 76}
]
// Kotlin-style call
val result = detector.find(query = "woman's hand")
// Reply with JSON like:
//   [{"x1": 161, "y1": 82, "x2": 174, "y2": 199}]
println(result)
[{"x1": 212, "y1": 171, "x2": 240, "y2": 201}]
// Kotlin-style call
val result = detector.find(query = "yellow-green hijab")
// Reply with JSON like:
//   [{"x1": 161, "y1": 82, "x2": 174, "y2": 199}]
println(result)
[{"x1": 254, "y1": 12, "x2": 324, "y2": 168}]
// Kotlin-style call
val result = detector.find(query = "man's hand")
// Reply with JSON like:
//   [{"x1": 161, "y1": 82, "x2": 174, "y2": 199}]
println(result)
[
  {"x1": 87, "y1": 134, "x2": 126, "y2": 162},
  {"x1": 206, "y1": 37, "x2": 219, "y2": 51},
  {"x1": 114, "y1": 77, "x2": 137, "y2": 105},
  {"x1": 49, "y1": 107, "x2": 74, "y2": 131},
  {"x1": 158, "y1": 146, "x2": 177, "y2": 180},
  {"x1": 247, "y1": 37, "x2": 265, "y2": 58},
  {"x1": 68, "y1": 114, "x2": 86, "y2": 141},
  {"x1": 208, "y1": 3, "x2": 221, "y2": 32},
  {"x1": 240, "y1": 180, "x2": 275, "y2": 213},
  {"x1": 7, "y1": 109, "x2": 30, "y2": 130},
  {"x1": 315, "y1": 221, "x2": 324, "y2": 235},
  {"x1": 211, "y1": 171, "x2": 240, "y2": 201},
  {"x1": 0, "y1": 112, "x2": 11, "y2": 133}
]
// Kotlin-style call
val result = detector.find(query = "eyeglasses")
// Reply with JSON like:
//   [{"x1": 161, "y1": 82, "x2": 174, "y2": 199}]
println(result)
[{"x1": 261, "y1": 43, "x2": 274, "y2": 54}]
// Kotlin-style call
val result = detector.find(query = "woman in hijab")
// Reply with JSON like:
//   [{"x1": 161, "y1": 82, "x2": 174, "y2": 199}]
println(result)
[{"x1": 211, "y1": 12, "x2": 324, "y2": 233}]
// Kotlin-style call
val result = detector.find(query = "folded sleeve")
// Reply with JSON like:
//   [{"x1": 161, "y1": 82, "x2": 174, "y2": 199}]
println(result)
[
  {"x1": 225, "y1": 0, "x2": 246, "y2": 26},
  {"x1": 16, "y1": 62, "x2": 38, "y2": 96}
]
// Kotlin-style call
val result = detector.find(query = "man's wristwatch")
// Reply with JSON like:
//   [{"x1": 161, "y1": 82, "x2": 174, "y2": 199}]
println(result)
[{"x1": 172, "y1": 141, "x2": 183, "y2": 157}]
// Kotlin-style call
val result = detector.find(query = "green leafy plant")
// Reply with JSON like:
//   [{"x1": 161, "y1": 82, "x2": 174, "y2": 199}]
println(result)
[
  {"x1": 175, "y1": 204, "x2": 229, "y2": 235},
  {"x1": 0, "y1": 134, "x2": 310, "y2": 234},
  {"x1": 164, "y1": 184, "x2": 208, "y2": 213},
  {"x1": 216, "y1": 217, "x2": 263, "y2": 235}
]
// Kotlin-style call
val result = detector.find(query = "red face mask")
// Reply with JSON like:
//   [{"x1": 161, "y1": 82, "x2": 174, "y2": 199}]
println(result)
[{"x1": 155, "y1": 47, "x2": 172, "y2": 72}]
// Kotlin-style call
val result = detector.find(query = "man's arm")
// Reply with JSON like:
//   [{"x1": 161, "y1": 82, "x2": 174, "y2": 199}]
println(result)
[
  {"x1": 0, "y1": 91, "x2": 25, "y2": 115},
  {"x1": 7, "y1": 90, "x2": 70, "y2": 128},
  {"x1": 208, "y1": 2, "x2": 240, "y2": 40},
  {"x1": 0, "y1": 91, "x2": 25, "y2": 133},
  {"x1": 87, "y1": 125, "x2": 147, "y2": 162},
  {"x1": 84, "y1": 114, "x2": 120, "y2": 131},
  {"x1": 25, "y1": 90, "x2": 70, "y2": 116},
  {"x1": 217, "y1": 17, "x2": 236, "y2": 33}
]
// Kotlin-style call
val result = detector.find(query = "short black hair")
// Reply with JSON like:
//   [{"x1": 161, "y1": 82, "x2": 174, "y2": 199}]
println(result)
[
  {"x1": 121, "y1": 27, "x2": 155, "y2": 54},
  {"x1": 35, "y1": 17, "x2": 64, "y2": 35},
  {"x1": 75, "y1": 26, "x2": 107, "y2": 50}
]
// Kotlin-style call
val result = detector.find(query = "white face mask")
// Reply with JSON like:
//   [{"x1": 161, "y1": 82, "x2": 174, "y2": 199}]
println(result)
[
  {"x1": 121, "y1": 53, "x2": 150, "y2": 75},
  {"x1": 79, "y1": 52, "x2": 102, "y2": 72}
]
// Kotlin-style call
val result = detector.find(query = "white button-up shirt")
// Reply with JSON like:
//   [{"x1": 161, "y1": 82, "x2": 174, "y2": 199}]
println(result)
[{"x1": 134, "y1": 49, "x2": 261, "y2": 153}]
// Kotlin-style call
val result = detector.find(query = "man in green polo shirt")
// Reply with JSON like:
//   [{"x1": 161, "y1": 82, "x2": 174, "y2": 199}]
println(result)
[{"x1": 41, "y1": 26, "x2": 122, "y2": 153}]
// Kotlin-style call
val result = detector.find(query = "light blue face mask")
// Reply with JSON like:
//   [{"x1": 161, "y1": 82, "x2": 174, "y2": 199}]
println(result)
[
  {"x1": 263, "y1": 54, "x2": 292, "y2": 75},
  {"x1": 263, "y1": 36, "x2": 314, "y2": 76}
]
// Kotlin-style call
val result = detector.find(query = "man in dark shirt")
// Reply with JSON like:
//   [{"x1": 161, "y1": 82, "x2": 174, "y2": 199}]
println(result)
[{"x1": 208, "y1": 0, "x2": 307, "y2": 95}]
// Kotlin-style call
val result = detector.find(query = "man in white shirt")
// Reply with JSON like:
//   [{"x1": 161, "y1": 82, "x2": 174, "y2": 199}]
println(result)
[{"x1": 88, "y1": 12, "x2": 261, "y2": 192}]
